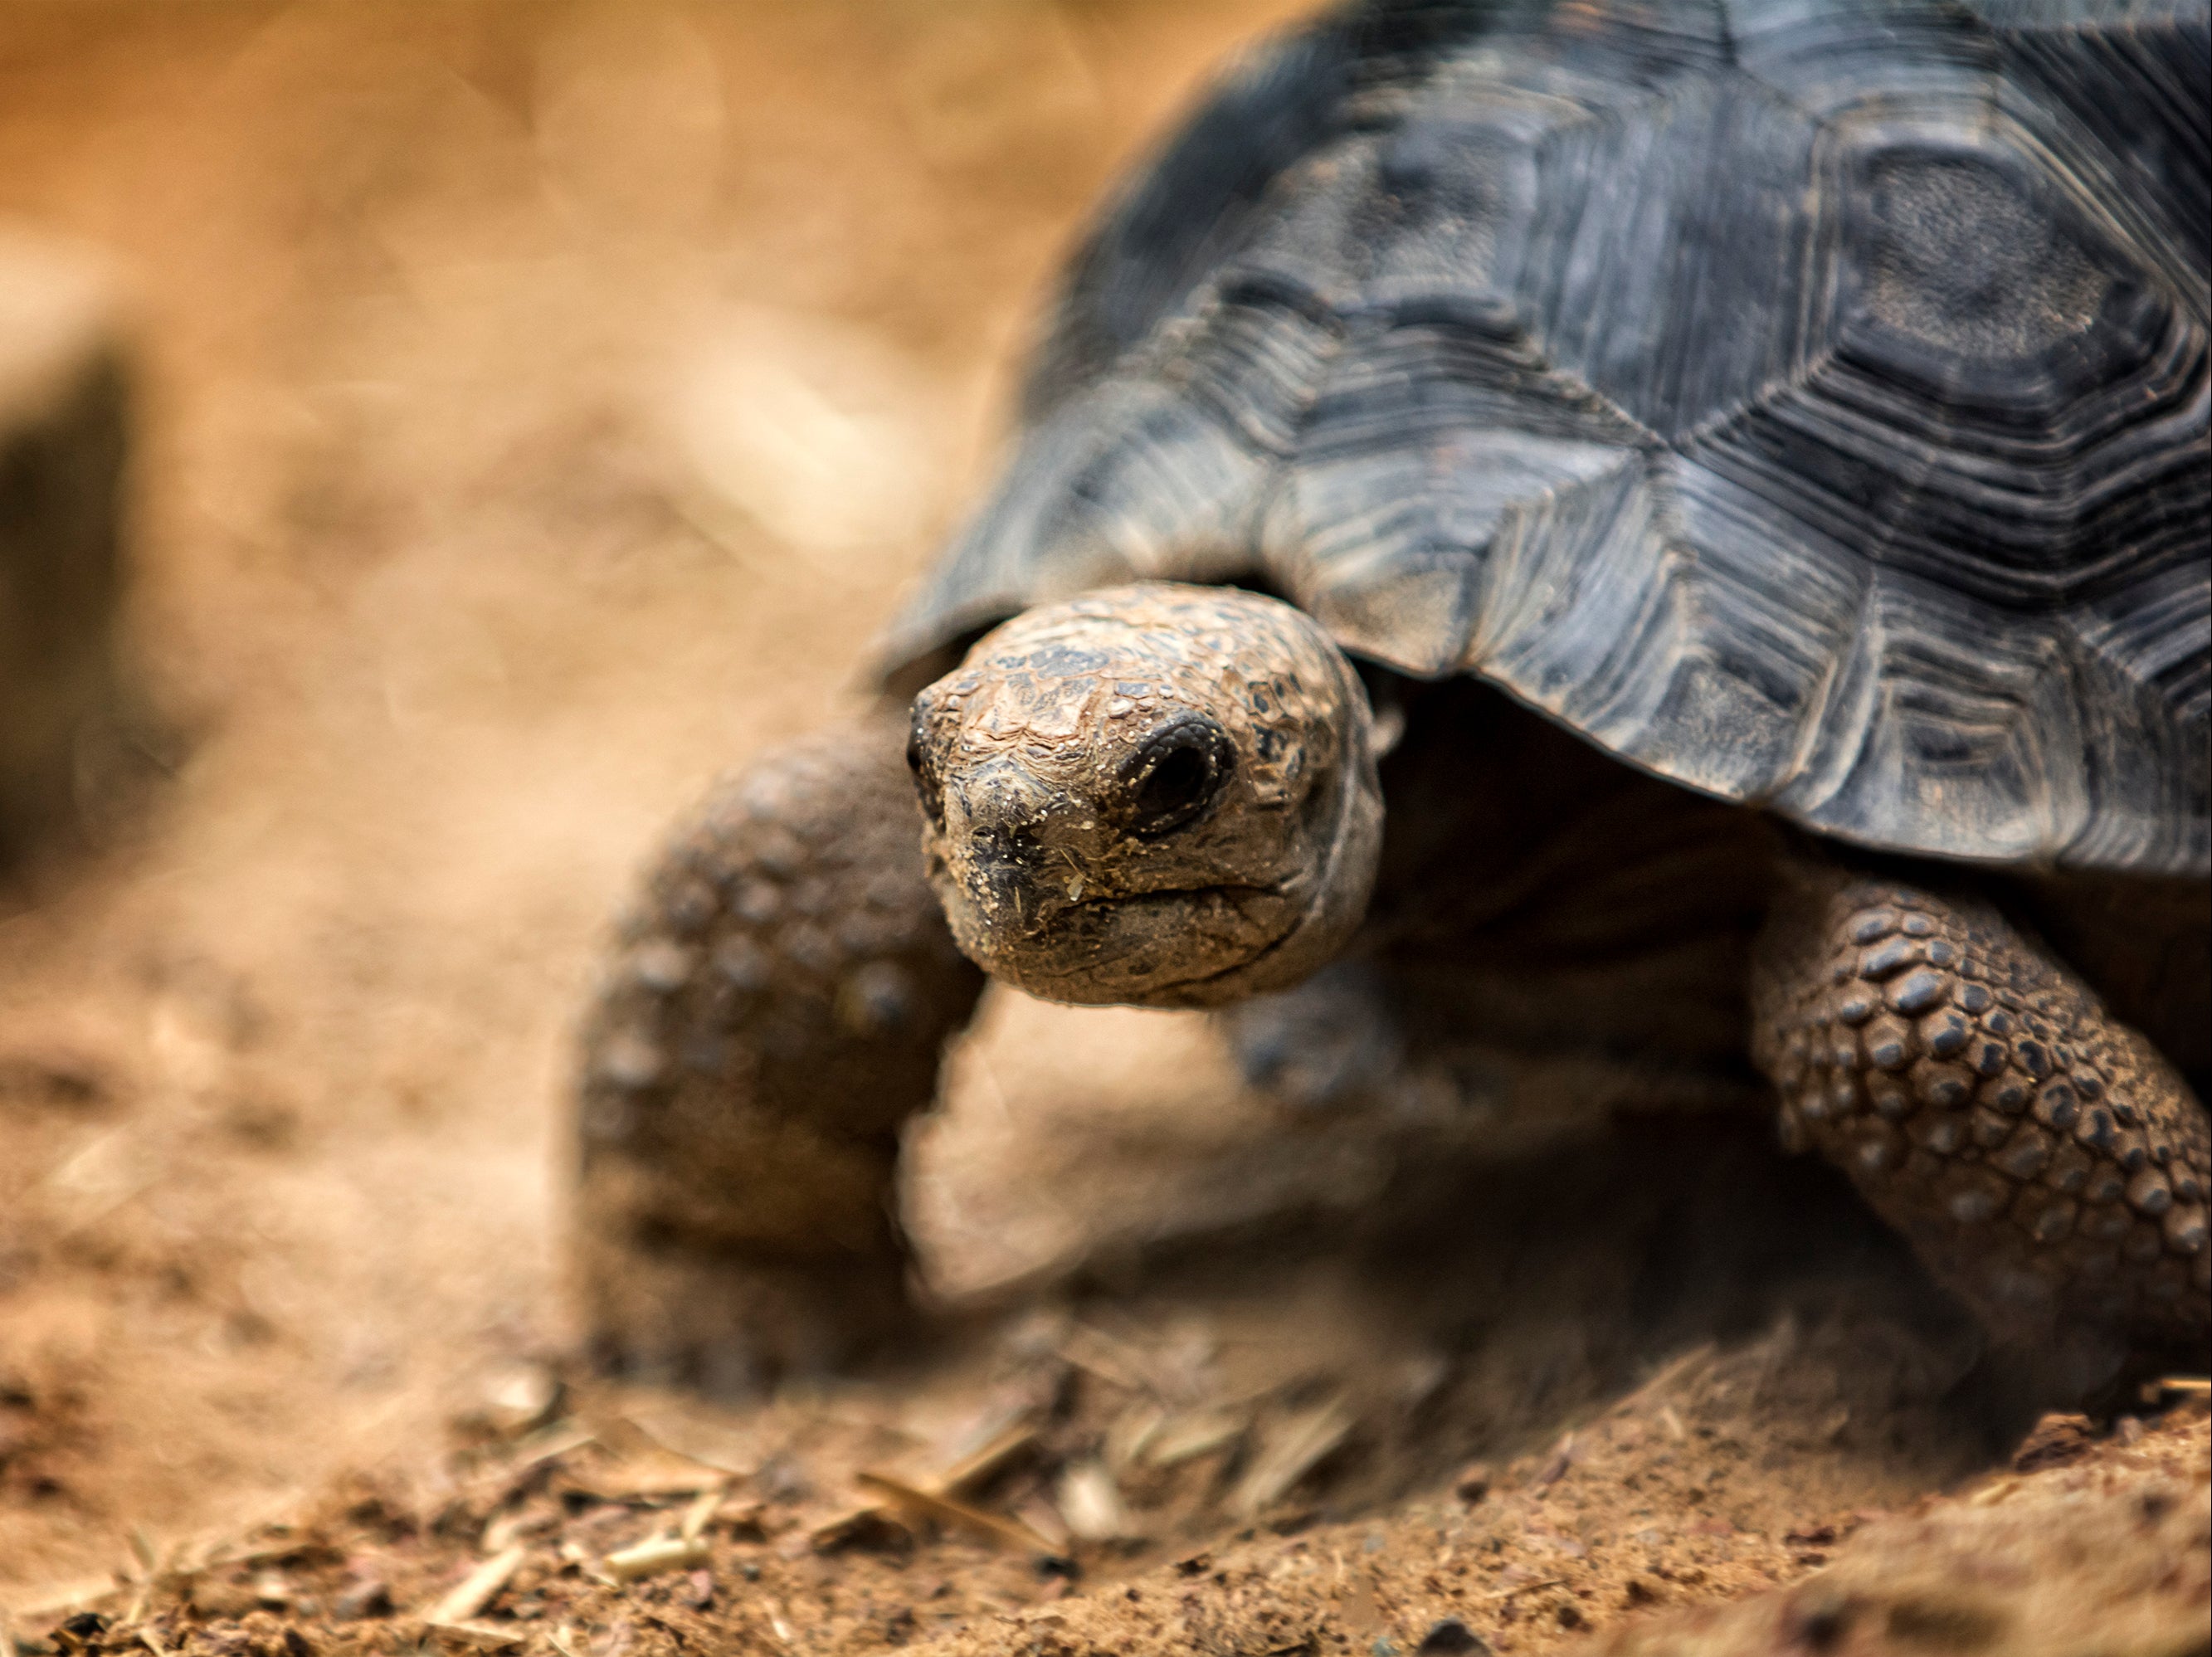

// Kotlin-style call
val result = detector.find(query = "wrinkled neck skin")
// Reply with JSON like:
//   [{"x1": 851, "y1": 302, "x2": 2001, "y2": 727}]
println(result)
[{"x1": 908, "y1": 582, "x2": 1384, "y2": 1009}]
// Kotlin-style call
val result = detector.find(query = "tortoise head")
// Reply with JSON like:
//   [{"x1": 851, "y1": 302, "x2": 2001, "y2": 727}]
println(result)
[{"x1": 907, "y1": 582, "x2": 1383, "y2": 1008}]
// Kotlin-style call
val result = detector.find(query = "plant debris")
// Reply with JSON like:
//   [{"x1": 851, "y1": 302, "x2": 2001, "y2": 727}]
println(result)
[{"x1": 2, "y1": 1383, "x2": 2202, "y2": 1657}]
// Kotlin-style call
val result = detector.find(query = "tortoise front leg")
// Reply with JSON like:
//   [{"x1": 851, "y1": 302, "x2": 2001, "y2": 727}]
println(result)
[
  {"x1": 1753, "y1": 860, "x2": 2210, "y2": 1391},
  {"x1": 572, "y1": 716, "x2": 984, "y2": 1395}
]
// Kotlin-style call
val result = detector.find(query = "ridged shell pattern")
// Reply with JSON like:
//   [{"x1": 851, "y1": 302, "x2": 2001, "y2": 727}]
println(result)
[{"x1": 884, "y1": 0, "x2": 2210, "y2": 875}]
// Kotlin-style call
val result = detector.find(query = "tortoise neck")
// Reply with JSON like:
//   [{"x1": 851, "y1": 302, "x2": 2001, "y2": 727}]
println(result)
[{"x1": 1360, "y1": 675, "x2": 1776, "y2": 1073}]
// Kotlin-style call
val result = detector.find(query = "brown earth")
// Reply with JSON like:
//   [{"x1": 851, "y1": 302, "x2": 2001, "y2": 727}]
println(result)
[{"x1": 0, "y1": 5, "x2": 2205, "y2": 1656}]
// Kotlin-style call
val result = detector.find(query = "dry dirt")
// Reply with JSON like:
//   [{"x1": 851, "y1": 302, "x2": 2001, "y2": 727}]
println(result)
[{"x1": 0, "y1": 5, "x2": 2205, "y2": 1656}]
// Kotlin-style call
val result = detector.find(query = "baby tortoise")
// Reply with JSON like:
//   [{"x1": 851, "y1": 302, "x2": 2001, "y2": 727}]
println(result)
[{"x1": 574, "y1": 0, "x2": 2210, "y2": 1399}]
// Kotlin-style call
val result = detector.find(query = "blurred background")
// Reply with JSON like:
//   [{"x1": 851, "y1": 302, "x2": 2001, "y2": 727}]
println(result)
[{"x1": 0, "y1": 0, "x2": 1309, "y2": 1589}]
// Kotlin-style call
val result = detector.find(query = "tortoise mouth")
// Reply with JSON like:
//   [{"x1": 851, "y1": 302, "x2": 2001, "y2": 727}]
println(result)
[
  {"x1": 1124, "y1": 899, "x2": 1316, "y2": 999},
  {"x1": 977, "y1": 877, "x2": 1292, "y2": 947},
  {"x1": 934, "y1": 870, "x2": 1304, "y2": 1007},
  {"x1": 1060, "y1": 879, "x2": 1285, "y2": 922}
]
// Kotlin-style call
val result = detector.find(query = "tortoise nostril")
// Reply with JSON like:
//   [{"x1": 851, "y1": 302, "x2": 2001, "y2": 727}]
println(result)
[
  {"x1": 906, "y1": 717, "x2": 945, "y2": 829},
  {"x1": 962, "y1": 829, "x2": 1051, "y2": 928},
  {"x1": 969, "y1": 826, "x2": 1045, "y2": 870}
]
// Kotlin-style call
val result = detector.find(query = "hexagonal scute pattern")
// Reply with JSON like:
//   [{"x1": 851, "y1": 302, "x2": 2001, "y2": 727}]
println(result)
[{"x1": 883, "y1": 0, "x2": 2209, "y2": 876}]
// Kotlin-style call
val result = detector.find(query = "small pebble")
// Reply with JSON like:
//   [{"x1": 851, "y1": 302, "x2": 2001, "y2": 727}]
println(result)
[
  {"x1": 1453, "y1": 1462, "x2": 1493, "y2": 1505},
  {"x1": 334, "y1": 1577, "x2": 393, "y2": 1620},
  {"x1": 1415, "y1": 1620, "x2": 1489, "y2": 1655}
]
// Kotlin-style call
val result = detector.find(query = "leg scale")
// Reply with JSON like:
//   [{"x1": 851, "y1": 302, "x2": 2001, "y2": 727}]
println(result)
[
  {"x1": 572, "y1": 715, "x2": 984, "y2": 1393},
  {"x1": 1754, "y1": 861, "x2": 2210, "y2": 1384}
]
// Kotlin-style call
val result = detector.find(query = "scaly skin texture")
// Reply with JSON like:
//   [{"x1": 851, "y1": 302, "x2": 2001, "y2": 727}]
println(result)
[
  {"x1": 572, "y1": 716, "x2": 983, "y2": 1392},
  {"x1": 909, "y1": 582, "x2": 1382, "y2": 1008},
  {"x1": 1753, "y1": 859, "x2": 2211, "y2": 1382}
]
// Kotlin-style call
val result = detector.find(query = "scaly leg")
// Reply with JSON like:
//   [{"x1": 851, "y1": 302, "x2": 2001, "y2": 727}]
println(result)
[
  {"x1": 572, "y1": 715, "x2": 984, "y2": 1393},
  {"x1": 1753, "y1": 859, "x2": 2210, "y2": 1389}
]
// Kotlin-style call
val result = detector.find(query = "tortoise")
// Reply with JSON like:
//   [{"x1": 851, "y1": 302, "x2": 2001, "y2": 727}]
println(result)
[{"x1": 572, "y1": 0, "x2": 2210, "y2": 1401}]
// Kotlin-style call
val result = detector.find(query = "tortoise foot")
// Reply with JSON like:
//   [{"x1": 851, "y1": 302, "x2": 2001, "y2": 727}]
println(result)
[
  {"x1": 574, "y1": 1223, "x2": 914, "y2": 1397},
  {"x1": 1220, "y1": 961, "x2": 1409, "y2": 1112}
]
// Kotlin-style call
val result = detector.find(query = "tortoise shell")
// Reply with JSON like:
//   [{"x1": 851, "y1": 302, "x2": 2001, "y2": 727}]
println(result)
[{"x1": 880, "y1": 0, "x2": 2210, "y2": 877}]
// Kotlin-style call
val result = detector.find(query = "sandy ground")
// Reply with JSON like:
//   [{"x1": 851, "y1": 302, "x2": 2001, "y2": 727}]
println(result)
[{"x1": 0, "y1": 5, "x2": 2205, "y2": 1655}]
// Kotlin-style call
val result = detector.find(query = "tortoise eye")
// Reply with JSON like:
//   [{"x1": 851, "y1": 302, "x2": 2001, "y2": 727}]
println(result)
[
  {"x1": 906, "y1": 714, "x2": 945, "y2": 829},
  {"x1": 1123, "y1": 716, "x2": 1234, "y2": 838}
]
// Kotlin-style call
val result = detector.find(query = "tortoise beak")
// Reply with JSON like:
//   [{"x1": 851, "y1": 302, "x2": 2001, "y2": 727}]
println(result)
[{"x1": 941, "y1": 756, "x2": 1064, "y2": 938}]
